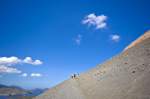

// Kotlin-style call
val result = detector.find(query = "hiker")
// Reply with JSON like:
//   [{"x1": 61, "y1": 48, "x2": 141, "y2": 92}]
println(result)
[
  {"x1": 71, "y1": 73, "x2": 79, "y2": 79},
  {"x1": 73, "y1": 74, "x2": 76, "y2": 78},
  {"x1": 71, "y1": 74, "x2": 74, "y2": 78}
]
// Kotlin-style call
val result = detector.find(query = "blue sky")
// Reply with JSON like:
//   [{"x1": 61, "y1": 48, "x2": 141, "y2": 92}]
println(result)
[{"x1": 0, "y1": 0, "x2": 150, "y2": 89}]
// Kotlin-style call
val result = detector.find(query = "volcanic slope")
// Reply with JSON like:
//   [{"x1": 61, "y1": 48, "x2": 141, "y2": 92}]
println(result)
[{"x1": 34, "y1": 31, "x2": 150, "y2": 99}]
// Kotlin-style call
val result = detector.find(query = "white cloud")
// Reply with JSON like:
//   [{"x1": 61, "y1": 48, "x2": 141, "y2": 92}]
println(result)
[
  {"x1": 0, "y1": 65, "x2": 22, "y2": 74},
  {"x1": 31, "y1": 73, "x2": 42, "y2": 77},
  {"x1": 23, "y1": 57, "x2": 43, "y2": 65},
  {"x1": 22, "y1": 73, "x2": 43, "y2": 77},
  {"x1": 0, "y1": 56, "x2": 21, "y2": 66},
  {"x1": 21, "y1": 73, "x2": 28, "y2": 77},
  {"x1": 0, "y1": 56, "x2": 43, "y2": 66},
  {"x1": 82, "y1": 13, "x2": 107, "y2": 29},
  {"x1": 110, "y1": 34, "x2": 120, "y2": 42},
  {"x1": 75, "y1": 34, "x2": 82, "y2": 45},
  {"x1": 0, "y1": 56, "x2": 43, "y2": 74}
]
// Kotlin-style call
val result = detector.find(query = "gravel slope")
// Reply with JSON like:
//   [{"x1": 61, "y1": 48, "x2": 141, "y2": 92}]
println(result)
[{"x1": 35, "y1": 31, "x2": 150, "y2": 99}]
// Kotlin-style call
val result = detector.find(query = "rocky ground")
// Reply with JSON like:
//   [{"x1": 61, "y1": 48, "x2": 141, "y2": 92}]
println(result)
[{"x1": 34, "y1": 31, "x2": 150, "y2": 99}]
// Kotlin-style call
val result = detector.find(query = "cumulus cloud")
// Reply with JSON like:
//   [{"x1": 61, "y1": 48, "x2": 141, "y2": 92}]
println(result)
[
  {"x1": 110, "y1": 34, "x2": 120, "y2": 42},
  {"x1": 31, "y1": 73, "x2": 42, "y2": 77},
  {"x1": 0, "y1": 56, "x2": 43, "y2": 74},
  {"x1": 0, "y1": 65, "x2": 21, "y2": 74},
  {"x1": 75, "y1": 34, "x2": 82, "y2": 45},
  {"x1": 0, "y1": 56, "x2": 43, "y2": 66},
  {"x1": 23, "y1": 57, "x2": 43, "y2": 65},
  {"x1": 0, "y1": 56, "x2": 21, "y2": 66},
  {"x1": 21, "y1": 73, "x2": 28, "y2": 77},
  {"x1": 82, "y1": 13, "x2": 107, "y2": 29}
]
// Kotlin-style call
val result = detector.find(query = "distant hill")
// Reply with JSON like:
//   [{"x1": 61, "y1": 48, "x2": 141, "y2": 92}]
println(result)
[
  {"x1": 0, "y1": 84, "x2": 47, "y2": 99},
  {"x1": 34, "y1": 31, "x2": 150, "y2": 99},
  {"x1": 0, "y1": 84, "x2": 9, "y2": 88},
  {"x1": 29, "y1": 88, "x2": 48, "y2": 96},
  {"x1": 0, "y1": 96, "x2": 34, "y2": 99},
  {"x1": 0, "y1": 84, "x2": 27, "y2": 96}
]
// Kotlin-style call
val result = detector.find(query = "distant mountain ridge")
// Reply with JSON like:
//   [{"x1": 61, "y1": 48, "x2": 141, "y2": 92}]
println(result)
[
  {"x1": 0, "y1": 84, "x2": 47, "y2": 99},
  {"x1": 29, "y1": 88, "x2": 48, "y2": 96},
  {"x1": 0, "y1": 84, "x2": 9, "y2": 88},
  {"x1": 0, "y1": 84, "x2": 27, "y2": 96}
]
